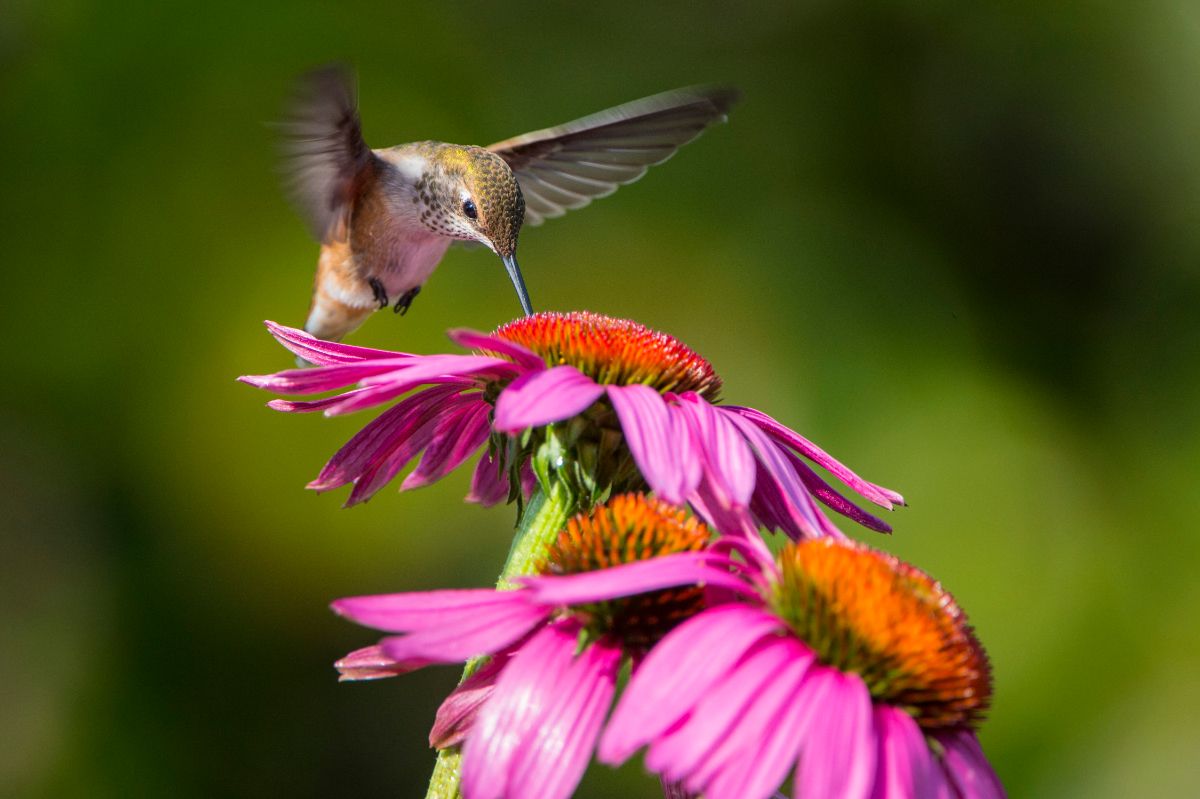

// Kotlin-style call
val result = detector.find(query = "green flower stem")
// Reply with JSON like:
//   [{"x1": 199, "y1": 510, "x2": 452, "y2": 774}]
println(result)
[{"x1": 424, "y1": 478, "x2": 576, "y2": 799}]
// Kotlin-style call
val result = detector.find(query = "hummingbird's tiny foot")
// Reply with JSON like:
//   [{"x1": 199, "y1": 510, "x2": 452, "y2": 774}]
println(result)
[
  {"x1": 368, "y1": 277, "x2": 389, "y2": 309},
  {"x1": 394, "y1": 285, "x2": 421, "y2": 315}
]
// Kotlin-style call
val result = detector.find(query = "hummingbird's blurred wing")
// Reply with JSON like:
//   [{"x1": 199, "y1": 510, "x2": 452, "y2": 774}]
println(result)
[
  {"x1": 278, "y1": 65, "x2": 374, "y2": 243},
  {"x1": 488, "y1": 86, "x2": 740, "y2": 226}
]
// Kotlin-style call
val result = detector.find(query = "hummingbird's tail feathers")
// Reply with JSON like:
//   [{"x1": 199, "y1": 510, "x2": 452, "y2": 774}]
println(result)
[
  {"x1": 488, "y1": 85, "x2": 741, "y2": 226},
  {"x1": 278, "y1": 63, "x2": 374, "y2": 243},
  {"x1": 304, "y1": 291, "x2": 373, "y2": 344},
  {"x1": 304, "y1": 240, "x2": 375, "y2": 342}
]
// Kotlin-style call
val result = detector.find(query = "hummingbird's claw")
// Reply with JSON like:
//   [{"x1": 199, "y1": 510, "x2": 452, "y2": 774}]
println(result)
[
  {"x1": 394, "y1": 286, "x2": 421, "y2": 315},
  {"x1": 368, "y1": 277, "x2": 389, "y2": 309}
]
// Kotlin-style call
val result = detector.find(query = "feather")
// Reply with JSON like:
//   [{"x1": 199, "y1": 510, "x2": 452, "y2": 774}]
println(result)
[
  {"x1": 278, "y1": 64, "x2": 375, "y2": 242},
  {"x1": 488, "y1": 86, "x2": 740, "y2": 226}
]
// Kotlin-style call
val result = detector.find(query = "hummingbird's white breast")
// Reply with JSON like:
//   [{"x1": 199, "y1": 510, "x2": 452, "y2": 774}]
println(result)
[{"x1": 356, "y1": 149, "x2": 452, "y2": 301}]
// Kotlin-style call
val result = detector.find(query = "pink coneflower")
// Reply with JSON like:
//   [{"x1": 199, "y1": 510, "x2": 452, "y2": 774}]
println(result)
[
  {"x1": 600, "y1": 538, "x2": 1003, "y2": 799},
  {"x1": 331, "y1": 495, "x2": 749, "y2": 799},
  {"x1": 240, "y1": 312, "x2": 903, "y2": 537}
]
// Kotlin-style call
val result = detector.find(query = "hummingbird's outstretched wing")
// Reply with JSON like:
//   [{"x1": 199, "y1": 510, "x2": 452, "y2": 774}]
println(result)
[
  {"x1": 278, "y1": 65, "x2": 373, "y2": 243},
  {"x1": 487, "y1": 86, "x2": 740, "y2": 226}
]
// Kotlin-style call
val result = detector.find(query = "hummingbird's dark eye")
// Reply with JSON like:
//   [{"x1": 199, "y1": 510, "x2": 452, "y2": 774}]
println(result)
[{"x1": 462, "y1": 199, "x2": 478, "y2": 220}]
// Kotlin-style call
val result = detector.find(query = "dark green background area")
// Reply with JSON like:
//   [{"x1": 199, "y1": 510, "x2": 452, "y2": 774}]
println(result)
[{"x1": 3, "y1": 1, "x2": 1197, "y2": 796}]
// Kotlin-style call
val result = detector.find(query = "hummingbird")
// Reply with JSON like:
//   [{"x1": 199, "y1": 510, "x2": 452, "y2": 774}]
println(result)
[{"x1": 279, "y1": 65, "x2": 739, "y2": 341}]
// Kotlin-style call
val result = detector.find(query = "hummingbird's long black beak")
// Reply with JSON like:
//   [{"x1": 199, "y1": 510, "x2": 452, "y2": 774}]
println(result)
[{"x1": 502, "y1": 253, "x2": 534, "y2": 316}]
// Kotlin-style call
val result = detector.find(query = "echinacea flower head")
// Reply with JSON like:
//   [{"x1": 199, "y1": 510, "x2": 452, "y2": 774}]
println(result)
[
  {"x1": 331, "y1": 494, "x2": 747, "y2": 799},
  {"x1": 601, "y1": 539, "x2": 1002, "y2": 799},
  {"x1": 488, "y1": 312, "x2": 722, "y2": 400},
  {"x1": 240, "y1": 312, "x2": 902, "y2": 539}
]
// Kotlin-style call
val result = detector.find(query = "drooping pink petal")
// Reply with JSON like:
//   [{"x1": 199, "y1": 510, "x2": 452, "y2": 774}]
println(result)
[
  {"x1": 402, "y1": 401, "x2": 492, "y2": 490},
  {"x1": 343, "y1": 390, "x2": 485, "y2": 504},
  {"x1": 929, "y1": 762, "x2": 957, "y2": 799},
  {"x1": 708, "y1": 532, "x2": 776, "y2": 577},
  {"x1": 676, "y1": 394, "x2": 755, "y2": 506},
  {"x1": 461, "y1": 620, "x2": 580, "y2": 799},
  {"x1": 430, "y1": 647, "x2": 516, "y2": 749},
  {"x1": 748, "y1": 460, "x2": 803, "y2": 538},
  {"x1": 317, "y1": 376, "x2": 475, "y2": 418},
  {"x1": 306, "y1": 385, "x2": 466, "y2": 492},
  {"x1": 379, "y1": 599, "x2": 550, "y2": 664},
  {"x1": 332, "y1": 645, "x2": 430, "y2": 681},
  {"x1": 687, "y1": 477, "x2": 762, "y2": 539},
  {"x1": 508, "y1": 638, "x2": 622, "y2": 799},
  {"x1": 746, "y1": 459, "x2": 842, "y2": 541},
  {"x1": 320, "y1": 355, "x2": 514, "y2": 417},
  {"x1": 726, "y1": 405, "x2": 905, "y2": 508},
  {"x1": 786, "y1": 449, "x2": 892, "y2": 533},
  {"x1": 794, "y1": 668, "x2": 877, "y2": 799},
  {"x1": 345, "y1": 412, "x2": 444, "y2": 505},
  {"x1": 265, "y1": 386, "x2": 377, "y2": 413},
  {"x1": 688, "y1": 639, "x2": 814, "y2": 799},
  {"x1": 724, "y1": 412, "x2": 826, "y2": 538},
  {"x1": 520, "y1": 553, "x2": 752, "y2": 606},
  {"x1": 331, "y1": 588, "x2": 535, "y2": 633},
  {"x1": 263, "y1": 320, "x2": 409, "y2": 365},
  {"x1": 608, "y1": 384, "x2": 698, "y2": 504},
  {"x1": 646, "y1": 637, "x2": 795, "y2": 783},
  {"x1": 660, "y1": 780, "x2": 694, "y2": 799},
  {"x1": 492, "y1": 365, "x2": 606, "y2": 433},
  {"x1": 600, "y1": 605, "x2": 782, "y2": 764},
  {"x1": 238, "y1": 357, "x2": 414, "y2": 395},
  {"x1": 447, "y1": 328, "x2": 547, "y2": 372},
  {"x1": 935, "y1": 729, "x2": 1006, "y2": 799},
  {"x1": 466, "y1": 450, "x2": 511, "y2": 507},
  {"x1": 519, "y1": 461, "x2": 537, "y2": 501},
  {"x1": 869, "y1": 705, "x2": 934, "y2": 799},
  {"x1": 355, "y1": 353, "x2": 519, "y2": 388}
]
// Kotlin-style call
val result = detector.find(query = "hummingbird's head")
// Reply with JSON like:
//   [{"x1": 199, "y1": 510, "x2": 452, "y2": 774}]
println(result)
[{"x1": 426, "y1": 146, "x2": 531, "y2": 315}]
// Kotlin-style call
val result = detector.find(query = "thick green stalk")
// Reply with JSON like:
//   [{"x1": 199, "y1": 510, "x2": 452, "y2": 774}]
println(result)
[{"x1": 424, "y1": 479, "x2": 575, "y2": 799}]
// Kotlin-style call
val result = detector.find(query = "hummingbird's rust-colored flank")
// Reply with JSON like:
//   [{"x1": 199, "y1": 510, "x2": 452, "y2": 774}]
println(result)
[{"x1": 279, "y1": 64, "x2": 739, "y2": 344}]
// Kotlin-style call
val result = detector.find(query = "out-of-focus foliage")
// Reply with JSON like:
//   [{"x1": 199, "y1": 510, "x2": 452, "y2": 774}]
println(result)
[{"x1": 2, "y1": 1, "x2": 1198, "y2": 796}]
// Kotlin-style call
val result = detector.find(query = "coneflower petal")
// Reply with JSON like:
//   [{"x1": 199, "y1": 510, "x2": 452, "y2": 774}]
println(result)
[
  {"x1": 690, "y1": 641, "x2": 813, "y2": 799},
  {"x1": 263, "y1": 320, "x2": 408, "y2": 364},
  {"x1": 870, "y1": 705, "x2": 935, "y2": 799},
  {"x1": 331, "y1": 588, "x2": 536, "y2": 633},
  {"x1": 430, "y1": 648, "x2": 515, "y2": 749},
  {"x1": 726, "y1": 405, "x2": 905, "y2": 509},
  {"x1": 786, "y1": 448, "x2": 893, "y2": 533},
  {"x1": 332, "y1": 645, "x2": 430, "y2": 682},
  {"x1": 508, "y1": 639, "x2": 621, "y2": 799},
  {"x1": 238, "y1": 357, "x2": 413, "y2": 394},
  {"x1": 492, "y1": 365, "x2": 606, "y2": 433},
  {"x1": 447, "y1": 328, "x2": 546, "y2": 371},
  {"x1": 724, "y1": 411, "x2": 825, "y2": 537},
  {"x1": 520, "y1": 552, "x2": 753, "y2": 606},
  {"x1": 265, "y1": 386, "x2": 376, "y2": 413},
  {"x1": 402, "y1": 402, "x2": 492, "y2": 490},
  {"x1": 599, "y1": 605, "x2": 780, "y2": 763},
  {"x1": 675, "y1": 393, "x2": 754, "y2": 506},
  {"x1": 466, "y1": 450, "x2": 511, "y2": 507},
  {"x1": 308, "y1": 386, "x2": 467, "y2": 492},
  {"x1": 379, "y1": 600, "x2": 549, "y2": 663},
  {"x1": 646, "y1": 637, "x2": 794, "y2": 782},
  {"x1": 794, "y1": 668, "x2": 877, "y2": 799},
  {"x1": 608, "y1": 384, "x2": 696, "y2": 504},
  {"x1": 935, "y1": 729, "x2": 1006, "y2": 799},
  {"x1": 462, "y1": 621, "x2": 579, "y2": 799}
]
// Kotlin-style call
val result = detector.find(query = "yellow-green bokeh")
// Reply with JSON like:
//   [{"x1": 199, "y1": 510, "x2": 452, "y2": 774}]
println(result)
[{"x1": 3, "y1": 1, "x2": 1198, "y2": 796}]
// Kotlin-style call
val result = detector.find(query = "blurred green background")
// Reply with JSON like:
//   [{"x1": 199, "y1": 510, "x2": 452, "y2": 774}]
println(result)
[{"x1": 3, "y1": 0, "x2": 1198, "y2": 796}]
